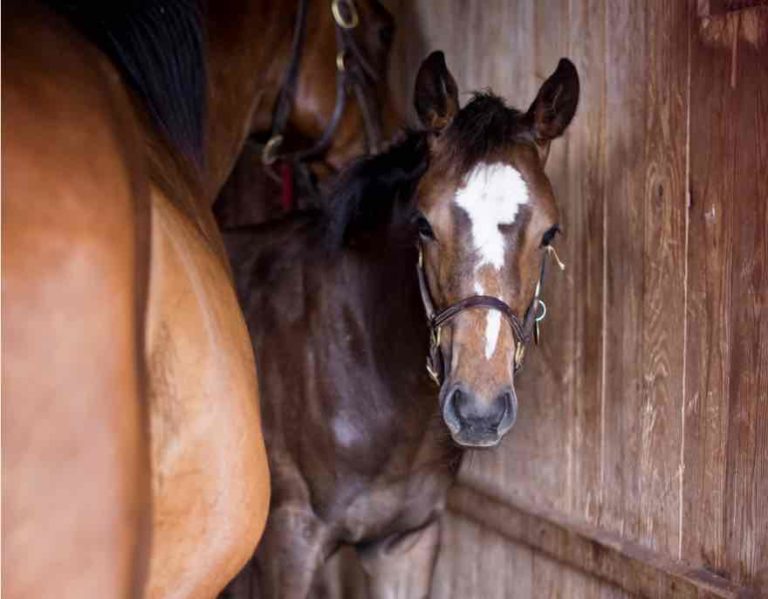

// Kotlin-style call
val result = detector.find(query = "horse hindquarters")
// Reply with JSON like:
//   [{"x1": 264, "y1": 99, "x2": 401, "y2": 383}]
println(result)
[{"x1": 2, "y1": 5, "x2": 153, "y2": 596}]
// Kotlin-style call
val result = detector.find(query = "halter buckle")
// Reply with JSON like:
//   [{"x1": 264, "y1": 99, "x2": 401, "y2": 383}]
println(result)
[{"x1": 331, "y1": 0, "x2": 359, "y2": 29}]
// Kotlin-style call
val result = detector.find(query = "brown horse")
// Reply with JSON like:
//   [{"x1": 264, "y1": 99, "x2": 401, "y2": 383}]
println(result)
[
  {"x1": 222, "y1": 52, "x2": 579, "y2": 597},
  {"x1": 213, "y1": 0, "x2": 398, "y2": 229},
  {"x1": 2, "y1": 1, "x2": 391, "y2": 597}
]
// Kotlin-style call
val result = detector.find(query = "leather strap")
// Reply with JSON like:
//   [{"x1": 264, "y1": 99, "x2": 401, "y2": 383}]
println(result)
[
  {"x1": 417, "y1": 243, "x2": 550, "y2": 386},
  {"x1": 261, "y1": 0, "x2": 382, "y2": 166},
  {"x1": 268, "y1": 0, "x2": 309, "y2": 147}
]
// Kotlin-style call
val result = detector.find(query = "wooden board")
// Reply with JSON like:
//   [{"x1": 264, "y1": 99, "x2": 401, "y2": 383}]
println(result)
[
  {"x1": 432, "y1": 508, "x2": 631, "y2": 599},
  {"x1": 445, "y1": 485, "x2": 751, "y2": 598},
  {"x1": 682, "y1": 5, "x2": 768, "y2": 592}
]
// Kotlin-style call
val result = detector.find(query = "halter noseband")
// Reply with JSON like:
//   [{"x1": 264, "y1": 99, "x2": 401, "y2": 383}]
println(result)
[{"x1": 416, "y1": 244, "x2": 564, "y2": 386}]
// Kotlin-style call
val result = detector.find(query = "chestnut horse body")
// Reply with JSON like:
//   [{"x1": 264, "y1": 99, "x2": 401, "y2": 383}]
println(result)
[
  {"x1": 223, "y1": 53, "x2": 579, "y2": 597},
  {"x1": 2, "y1": 0, "x2": 392, "y2": 597}
]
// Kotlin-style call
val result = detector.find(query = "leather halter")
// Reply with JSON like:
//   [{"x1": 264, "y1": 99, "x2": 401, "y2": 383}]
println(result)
[
  {"x1": 416, "y1": 243, "x2": 563, "y2": 387},
  {"x1": 261, "y1": 0, "x2": 384, "y2": 167}
]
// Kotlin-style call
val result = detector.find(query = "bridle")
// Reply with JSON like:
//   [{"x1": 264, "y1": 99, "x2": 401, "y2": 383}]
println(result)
[
  {"x1": 416, "y1": 243, "x2": 565, "y2": 387},
  {"x1": 260, "y1": 0, "x2": 384, "y2": 168}
]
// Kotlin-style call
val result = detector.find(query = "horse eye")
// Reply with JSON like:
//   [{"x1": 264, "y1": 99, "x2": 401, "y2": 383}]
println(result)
[
  {"x1": 416, "y1": 215, "x2": 435, "y2": 240},
  {"x1": 541, "y1": 225, "x2": 560, "y2": 247}
]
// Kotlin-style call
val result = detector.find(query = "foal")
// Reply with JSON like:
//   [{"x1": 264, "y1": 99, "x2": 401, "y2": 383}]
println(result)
[{"x1": 224, "y1": 51, "x2": 579, "y2": 598}]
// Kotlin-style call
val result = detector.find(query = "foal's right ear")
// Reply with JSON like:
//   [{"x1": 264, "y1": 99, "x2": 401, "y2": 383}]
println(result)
[{"x1": 414, "y1": 51, "x2": 459, "y2": 133}]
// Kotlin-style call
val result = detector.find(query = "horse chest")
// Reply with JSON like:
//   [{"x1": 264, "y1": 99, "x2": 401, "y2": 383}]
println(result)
[
  {"x1": 336, "y1": 450, "x2": 458, "y2": 544},
  {"x1": 143, "y1": 190, "x2": 268, "y2": 594}
]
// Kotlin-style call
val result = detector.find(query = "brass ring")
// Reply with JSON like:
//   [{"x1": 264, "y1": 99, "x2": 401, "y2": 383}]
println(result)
[
  {"x1": 331, "y1": 0, "x2": 359, "y2": 29},
  {"x1": 262, "y1": 135, "x2": 283, "y2": 166}
]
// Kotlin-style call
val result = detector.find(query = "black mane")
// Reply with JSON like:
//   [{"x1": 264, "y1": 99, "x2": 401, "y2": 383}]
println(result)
[
  {"x1": 324, "y1": 131, "x2": 429, "y2": 247},
  {"x1": 50, "y1": 0, "x2": 206, "y2": 167}
]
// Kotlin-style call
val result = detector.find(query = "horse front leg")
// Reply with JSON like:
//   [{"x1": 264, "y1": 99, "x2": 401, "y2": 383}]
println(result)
[
  {"x1": 356, "y1": 517, "x2": 442, "y2": 599},
  {"x1": 252, "y1": 504, "x2": 330, "y2": 599}
]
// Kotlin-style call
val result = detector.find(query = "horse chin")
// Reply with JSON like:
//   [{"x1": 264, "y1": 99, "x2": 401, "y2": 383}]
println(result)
[{"x1": 449, "y1": 430, "x2": 504, "y2": 449}]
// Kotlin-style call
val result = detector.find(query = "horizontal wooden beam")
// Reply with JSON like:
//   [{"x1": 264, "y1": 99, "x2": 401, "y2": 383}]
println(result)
[{"x1": 447, "y1": 485, "x2": 755, "y2": 598}]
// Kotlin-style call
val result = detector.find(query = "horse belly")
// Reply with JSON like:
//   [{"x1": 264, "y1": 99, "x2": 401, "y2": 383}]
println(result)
[{"x1": 144, "y1": 190, "x2": 269, "y2": 598}]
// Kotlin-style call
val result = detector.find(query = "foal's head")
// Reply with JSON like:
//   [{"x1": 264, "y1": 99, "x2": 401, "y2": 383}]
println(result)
[{"x1": 413, "y1": 52, "x2": 579, "y2": 447}]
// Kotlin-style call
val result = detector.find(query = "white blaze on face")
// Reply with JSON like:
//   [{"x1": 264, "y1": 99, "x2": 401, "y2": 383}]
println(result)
[{"x1": 455, "y1": 163, "x2": 530, "y2": 359}]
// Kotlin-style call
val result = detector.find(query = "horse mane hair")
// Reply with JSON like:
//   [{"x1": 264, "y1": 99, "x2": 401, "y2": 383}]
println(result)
[
  {"x1": 324, "y1": 130, "x2": 429, "y2": 247},
  {"x1": 49, "y1": 0, "x2": 206, "y2": 167}
]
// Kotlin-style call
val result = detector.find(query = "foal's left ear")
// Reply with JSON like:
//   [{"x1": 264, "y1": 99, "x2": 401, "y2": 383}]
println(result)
[{"x1": 526, "y1": 58, "x2": 580, "y2": 144}]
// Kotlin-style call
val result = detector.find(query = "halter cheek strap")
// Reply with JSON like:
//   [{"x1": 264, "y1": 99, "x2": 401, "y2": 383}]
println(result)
[
  {"x1": 416, "y1": 244, "x2": 564, "y2": 387},
  {"x1": 261, "y1": 0, "x2": 383, "y2": 167}
]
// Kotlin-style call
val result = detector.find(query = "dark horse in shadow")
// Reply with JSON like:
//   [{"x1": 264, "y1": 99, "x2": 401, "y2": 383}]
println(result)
[{"x1": 223, "y1": 51, "x2": 580, "y2": 598}]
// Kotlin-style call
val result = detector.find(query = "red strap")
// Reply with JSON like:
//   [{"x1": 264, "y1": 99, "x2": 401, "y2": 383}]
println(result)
[{"x1": 280, "y1": 162, "x2": 294, "y2": 211}]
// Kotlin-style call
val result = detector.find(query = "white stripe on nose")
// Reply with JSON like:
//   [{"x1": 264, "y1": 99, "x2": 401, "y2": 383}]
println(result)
[{"x1": 456, "y1": 163, "x2": 529, "y2": 359}]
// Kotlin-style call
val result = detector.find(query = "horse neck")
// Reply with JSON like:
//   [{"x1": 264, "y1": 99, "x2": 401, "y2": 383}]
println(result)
[
  {"x1": 338, "y1": 233, "x2": 436, "y2": 415},
  {"x1": 202, "y1": 0, "x2": 297, "y2": 203}
]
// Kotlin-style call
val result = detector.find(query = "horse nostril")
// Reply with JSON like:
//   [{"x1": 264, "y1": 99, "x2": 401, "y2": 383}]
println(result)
[
  {"x1": 441, "y1": 386, "x2": 464, "y2": 434},
  {"x1": 495, "y1": 390, "x2": 517, "y2": 431},
  {"x1": 452, "y1": 388, "x2": 471, "y2": 420}
]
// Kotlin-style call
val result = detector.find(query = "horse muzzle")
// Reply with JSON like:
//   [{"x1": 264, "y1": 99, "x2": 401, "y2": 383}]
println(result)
[{"x1": 440, "y1": 385, "x2": 517, "y2": 448}]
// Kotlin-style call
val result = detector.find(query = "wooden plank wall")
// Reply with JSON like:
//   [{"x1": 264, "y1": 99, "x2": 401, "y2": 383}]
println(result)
[{"x1": 384, "y1": 1, "x2": 768, "y2": 596}]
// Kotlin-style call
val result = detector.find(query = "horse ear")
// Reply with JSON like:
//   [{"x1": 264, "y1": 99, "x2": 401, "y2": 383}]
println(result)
[
  {"x1": 414, "y1": 51, "x2": 459, "y2": 132},
  {"x1": 526, "y1": 58, "x2": 580, "y2": 143}
]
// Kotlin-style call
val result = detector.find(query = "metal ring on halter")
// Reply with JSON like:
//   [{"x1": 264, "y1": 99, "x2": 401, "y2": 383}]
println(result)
[
  {"x1": 262, "y1": 135, "x2": 284, "y2": 165},
  {"x1": 336, "y1": 51, "x2": 347, "y2": 72},
  {"x1": 331, "y1": 0, "x2": 359, "y2": 29},
  {"x1": 534, "y1": 300, "x2": 548, "y2": 323}
]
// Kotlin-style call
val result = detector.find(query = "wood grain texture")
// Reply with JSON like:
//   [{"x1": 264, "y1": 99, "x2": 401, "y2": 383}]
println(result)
[
  {"x1": 562, "y1": 0, "x2": 606, "y2": 532},
  {"x1": 432, "y1": 509, "x2": 631, "y2": 599},
  {"x1": 599, "y1": 0, "x2": 647, "y2": 547},
  {"x1": 448, "y1": 485, "x2": 752, "y2": 598},
  {"x1": 637, "y1": 0, "x2": 689, "y2": 558},
  {"x1": 683, "y1": 5, "x2": 768, "y2": 592}
]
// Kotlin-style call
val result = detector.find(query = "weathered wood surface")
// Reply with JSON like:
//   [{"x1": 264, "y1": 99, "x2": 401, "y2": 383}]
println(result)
[
  {"x1": 444, "y1": 485, "x2": 751, "y2": 598},
  {"x1": 382, "y1": 0, "x2": 768, "y2": 596},
  {"x1": 433, "y1": 506, "x2": 631, "y2": 599},
  {"x1": 683, "y1": 5, "x2": 768, "y2": 592}
]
